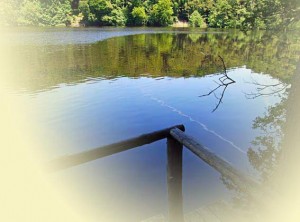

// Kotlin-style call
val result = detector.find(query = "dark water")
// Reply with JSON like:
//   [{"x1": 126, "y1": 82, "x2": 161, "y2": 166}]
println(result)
[{"x1": 2, "y1": 27, "x2": 299, "y2": 221}]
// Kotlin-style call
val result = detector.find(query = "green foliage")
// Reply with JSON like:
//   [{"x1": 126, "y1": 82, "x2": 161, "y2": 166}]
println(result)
[
  {"x1": 40, "y1": 0, "x2": 73, "y2": 26},
  {"x1": 78, "y1": 0, "x2": 90, "y2": 24},
  {"x1": 246, "y1": 0, "x2": 283, "y2": 29},
  {"x1": 0, "y1": 0, "x2": 299, "y2": 28},
  {"x1": 172, "y1": 0, "x2": 189, "y2": 21},
  {"x1": 131, "y1": 6, "x2": 147, "y2": 26},
  {"x1": 102, "y1": 7, "x2": 126, "y2": 26},
  {"x1": 16, "y1": 0, "x2": 73, "y2": 26},
  {"x1": 207, "y1": 0, "x2": 229, "y2": 28},
  {"x1": 18, "y1": 0, "x2": 43, "y2": 26},
  {"x1": 187, "y1": 0, "x2": 213, "y2": 21},
  {"x1": 88, "y1": 0, "x2": 112, "y2": 25},
  {"x1": 0, "y1": 0, "x2": 23, "y2": 26},
  {"x1": 189, "y1": 10, "x2": 204, "y2": 27},
  {"x1": 149, "y1": 0, "x2": 173, "y2": 26}
]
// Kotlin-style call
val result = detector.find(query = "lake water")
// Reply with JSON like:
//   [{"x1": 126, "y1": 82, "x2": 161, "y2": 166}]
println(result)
[{"x1": 1, "y1": 27, "x2": 299, "y2": 221}]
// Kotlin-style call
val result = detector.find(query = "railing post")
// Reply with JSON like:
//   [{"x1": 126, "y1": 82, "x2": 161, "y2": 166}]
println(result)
[{"x1": 167, "y1": 136, "x2": 184, "y2": 222}]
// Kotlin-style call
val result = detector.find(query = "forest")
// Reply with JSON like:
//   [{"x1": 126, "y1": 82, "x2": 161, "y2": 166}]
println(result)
[{"x1": 1, "y1": 0, "x2": 299, "y2": 29}]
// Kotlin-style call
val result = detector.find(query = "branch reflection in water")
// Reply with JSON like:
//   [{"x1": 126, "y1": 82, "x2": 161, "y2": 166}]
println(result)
[{"x1": 199, "y1": 55, "x2": 236, "y2": 112}]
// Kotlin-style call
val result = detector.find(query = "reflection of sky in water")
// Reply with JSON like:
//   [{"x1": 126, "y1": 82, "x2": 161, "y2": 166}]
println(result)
[{"x1": 21, "y1": 67, "x2": 283, "y2": 221}]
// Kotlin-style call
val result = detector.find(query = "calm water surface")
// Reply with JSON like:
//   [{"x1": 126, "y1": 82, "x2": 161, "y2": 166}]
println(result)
[{"x1": 2, "y1": 27, "x2": 299, "y2": 221}]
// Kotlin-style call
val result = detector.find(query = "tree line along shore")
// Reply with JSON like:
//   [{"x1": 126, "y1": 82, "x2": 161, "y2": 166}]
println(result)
[{"x1": 1, "y1": 0, "x2": 299, "y2": 29}]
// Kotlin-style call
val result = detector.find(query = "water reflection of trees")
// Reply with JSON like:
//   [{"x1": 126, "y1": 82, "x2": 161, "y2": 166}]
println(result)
[
  {"x1": 245, "y1": 78, "x2": 289, "y2": 182},
  {"x1": 243, "y1": 73, "x2": 291, "y2": 183},
  {"x1": 247, "y1": 99, "x2": 286, "y2": 181},
  {"x1": 204, "y1": 31, "x2": 299, "y2": 219},
  {"x1": 221, "y1": 62, "x2": 300, "y2": 221},
  {"x1": 217, "y1": 77, "x2": 293, "y2": 221},
  {"x1": 11, "y1": 29, "x2": 299, "y2": 92}
]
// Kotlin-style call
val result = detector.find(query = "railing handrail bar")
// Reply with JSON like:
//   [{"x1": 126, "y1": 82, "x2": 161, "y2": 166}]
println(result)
[
  {"x1": 170, "y1": 128, "x2": 259, "y2": 195},
  {"x1": 47, "y1": 124, "x2": 185, "y2": 172}
]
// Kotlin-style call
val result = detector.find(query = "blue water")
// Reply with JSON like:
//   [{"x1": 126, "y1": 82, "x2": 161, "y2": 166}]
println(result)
[
  {"x1": 23, "y1": 69, "x2": 281, "y2": 221},
  {"x1": 3, "y1": 27, "x2": 286, "y2": 221}
]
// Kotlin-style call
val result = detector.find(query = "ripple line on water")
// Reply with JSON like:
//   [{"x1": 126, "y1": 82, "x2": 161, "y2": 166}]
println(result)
[{"x1": 141, "y1": 90, "x2": 246, "y2": 154}]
